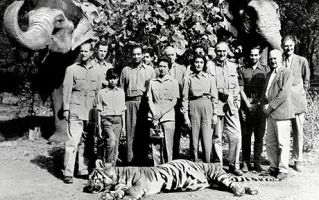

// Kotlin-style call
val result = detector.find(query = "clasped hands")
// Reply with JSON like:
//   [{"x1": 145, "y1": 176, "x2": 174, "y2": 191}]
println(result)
[
  {"x1": 262, "y1": 104, "x2": 273, "y2": 115},
  {"x1": 247, "y1": 103, "x2": 259, "y2": 114}
]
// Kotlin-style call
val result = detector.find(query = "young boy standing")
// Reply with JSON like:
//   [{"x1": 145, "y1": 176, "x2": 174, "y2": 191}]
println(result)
[{"x1": 95, "y1": 68, "x2": 126, "y2": 165}]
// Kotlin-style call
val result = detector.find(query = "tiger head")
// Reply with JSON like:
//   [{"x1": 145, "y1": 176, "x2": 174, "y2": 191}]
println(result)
[{"x1": 83, "y1": 159, "x2": 117, "y2": 193}]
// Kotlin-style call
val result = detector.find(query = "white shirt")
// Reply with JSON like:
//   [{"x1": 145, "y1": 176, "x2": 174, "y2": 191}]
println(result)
[{"x1": 265, "y1": 66, "x2": 281, "y2": 99}]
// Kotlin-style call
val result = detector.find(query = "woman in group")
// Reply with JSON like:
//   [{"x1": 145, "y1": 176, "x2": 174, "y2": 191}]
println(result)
[
  {"x1": 181, "y1": 55, "x2": 218, "y2": 163},
  {"x1": 146, "y1": 56, "x2": 180, "y2": 166}
]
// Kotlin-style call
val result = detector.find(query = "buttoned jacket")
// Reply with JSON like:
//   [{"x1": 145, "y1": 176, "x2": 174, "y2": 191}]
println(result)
[
  {"x1": 156, "y1": 62, "x2": 186, "y2": 97},
  {"x1": 284, "y1": 54, "x2": 310, "y2": 114},
  {"x1": 208, "y1": 60, "x2": 240, "y2": 116},
  {"x1": 63, "y1": 60, "x2": 101, "y2": 120},
  {"x1": 262, "y1": 66, "x2": 294, "y2": 120}
]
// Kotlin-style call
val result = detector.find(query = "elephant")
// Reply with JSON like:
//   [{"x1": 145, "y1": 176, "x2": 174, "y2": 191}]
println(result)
[
  {"x1": 3, "y1": 0, "x2": 282, "y2": 143},
  {"x1": 223, "y1": 0, "x2": 282, "y2": 64},
  {"x1": 3, "y1": 0, "x2": 100, "y2": 142}
]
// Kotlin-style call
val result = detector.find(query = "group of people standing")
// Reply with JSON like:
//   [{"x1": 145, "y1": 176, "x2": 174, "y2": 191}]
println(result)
[{"x1": 60, "y1": 35, "x2": 310, "y2": 184}]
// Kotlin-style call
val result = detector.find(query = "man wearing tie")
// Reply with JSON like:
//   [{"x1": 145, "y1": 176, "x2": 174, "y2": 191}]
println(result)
[
  {"x1": 282, "y1": 35, "x2": 310, "y2": 172},
  {"x1": 260, "y1": 49, "x2": 294, "y2": 180}
]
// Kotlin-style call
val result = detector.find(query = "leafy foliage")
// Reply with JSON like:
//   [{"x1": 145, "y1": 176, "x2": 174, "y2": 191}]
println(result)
[
  {"x1": 93, "y1": 0, "x2": 230, "y2": 68},
  {"x1": 277, "y1": 0, "x2": 319, "y2": 76}
]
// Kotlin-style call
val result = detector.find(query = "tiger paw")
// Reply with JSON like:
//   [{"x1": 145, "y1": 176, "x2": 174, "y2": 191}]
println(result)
[
  {"x1": 245, "y1": 186, "x2": 258, "y2": 195},
  {"x1": 100, "y1": 191, "x2": 124, "y2": 200},
  {"x1": 231, "y1": 183, "x2": 245, "y2": 197}
]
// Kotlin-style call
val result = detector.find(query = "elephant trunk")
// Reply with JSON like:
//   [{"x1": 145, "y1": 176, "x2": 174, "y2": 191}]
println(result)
[{"x1": 4, "y1": 1, "x2": 53, "y2": 51}]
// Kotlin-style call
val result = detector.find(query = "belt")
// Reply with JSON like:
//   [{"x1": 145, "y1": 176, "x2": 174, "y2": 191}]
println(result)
[
  {"x1": 247, "y1": 93, "x2": 261, "y2": 98},
  {"x1": 101, "y1": 115, "x2": 121, "y2": 119},
  {"x1": 189, "y1": 94, "x2": 210, "y2": 101},
  {"x1": 126, "y1": 96, "x2": 143, "y2": 101}
]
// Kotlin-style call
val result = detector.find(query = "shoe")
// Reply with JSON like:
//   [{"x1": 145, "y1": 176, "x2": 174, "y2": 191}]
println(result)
[
  {"x1": 294, "y1": 161, "x2": 302, "y2": 172},
  {"x1": 254, "y1": 163, "x2": 264, "y2": 172},
  {"x1": 241, "y1": 162, "x2": 249, "y2": 173},
  {"x1": 259, "y1": 168, "x2": 278, "y2": 177},
  {"x1": 63, "y1": 176, "x2": 73, "y2": 184},
  {"x1": 277, "y1": 172, "x2": 288, "y2": 180},
  {"x1": 229, "y1": 165, "x2": 244, "y2": 176}
]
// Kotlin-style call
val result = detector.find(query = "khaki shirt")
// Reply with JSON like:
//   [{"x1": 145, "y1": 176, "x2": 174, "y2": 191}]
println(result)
[
  {"x1": 147, "y1": 75, "x2": 179, "y2": 122},
  {"x1": 208, "y1": 60, "x2": 240, "y2": 116},
  {"x1": 119, "y1": 62, "x2": 155, "y2": 97},
  {"x1": 93, "y1": 58, "x2": 113, "y2": 87},
  {"x1": 181, "y1": 72, "x2": 218, "y2": 115},
  {"x1": 95, "y1": 87, "x2": 126, "y2": 116},
  {"x1": 63, "y1": 60, "x2": 101, "y2": 120},
  {"x1": 155, "y1": 62, "x2": 186, "y2": 97}
]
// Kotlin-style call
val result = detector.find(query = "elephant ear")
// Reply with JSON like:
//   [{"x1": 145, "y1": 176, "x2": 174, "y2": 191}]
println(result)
[
  {"x1": 71, "y1": 17, "x2": 95, "y2": 50},
  {"x1": 71, "y1": 1, "x2": 100, "y2": 50}
]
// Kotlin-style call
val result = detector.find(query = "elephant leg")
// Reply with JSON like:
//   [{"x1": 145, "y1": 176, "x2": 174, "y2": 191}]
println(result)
[{"x1": 49, "y1": 84, "x2": 68, "y2": 143}]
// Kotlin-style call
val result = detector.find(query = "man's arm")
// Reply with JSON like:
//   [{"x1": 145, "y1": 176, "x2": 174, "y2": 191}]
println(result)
[
  {"x1": 301, "y1": 57, "x2": 310, "y2": 89},
  {"x1": 269, "y1": 69, "x2": 294, "y2": 110},
  {"x1": 62, "y1": 66, "x2": 74, "y2": 119}
]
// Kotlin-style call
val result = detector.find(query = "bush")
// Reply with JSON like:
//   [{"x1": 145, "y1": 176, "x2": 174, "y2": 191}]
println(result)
[
  {"x1": 94, "y1": 0, "x2": 231, "y2": 68},
  {"x1": 304, "y1": 90, "x2": 319, "y2": 153}
]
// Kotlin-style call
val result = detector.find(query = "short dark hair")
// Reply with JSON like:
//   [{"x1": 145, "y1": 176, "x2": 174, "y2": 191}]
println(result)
[
  {"x1": 157, "y1": 56, "x2": 172, "y2": 69},
  {"x1": 95, "y1": 40, "x2": 108, "y2": 49},
  {"x1": 106, "y1": 68, "x2": 119, "y2": 80},
  {"x1": 194, "y1": 44, "x2": 207, "y2": 53},
  {"x1": 143, "y1": 47, "x2": 155, "y2": 57},
  {"x1": 131, "y1": 44, "x2": 143, "y2": 53},
  {"x1": 250, "y1": 45, "x2": 261, "y2": 54}
]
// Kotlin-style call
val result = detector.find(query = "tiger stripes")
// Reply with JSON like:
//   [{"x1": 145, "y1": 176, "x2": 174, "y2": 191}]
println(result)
[{"x1": 84, "y1": 159, "x2": 260, "y2": 199}]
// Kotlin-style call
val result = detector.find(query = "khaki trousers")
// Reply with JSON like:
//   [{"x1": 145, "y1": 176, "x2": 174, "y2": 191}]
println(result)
[
  {"x1": 291, "y1": 113, "x2": 305, "y2": 162},
  {"x1": 189, "y1": 98, "x2": 213, "y2": 163},
  {"x1": 266, "y1": 116, "x2": 291, "y2": 174},
  {"x1": 64, "y1": 116, "x2": 89, "y2": 177},
  {"x1": 212, "y1": 109, "x2": 241, "y2": 169}
]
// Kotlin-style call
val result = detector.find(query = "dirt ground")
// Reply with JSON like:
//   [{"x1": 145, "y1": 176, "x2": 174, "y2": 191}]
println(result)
[{"x1": 1, "y1": 103, "x2": 319, "y2": 200}]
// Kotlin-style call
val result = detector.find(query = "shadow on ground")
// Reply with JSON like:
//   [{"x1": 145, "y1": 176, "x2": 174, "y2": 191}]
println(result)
[
  {"x1": 0, "y1": 116, "x2": 55, "y2": 140},
  {"x1": 30, "y1": 146, "x2": 65, "y2": 179}
]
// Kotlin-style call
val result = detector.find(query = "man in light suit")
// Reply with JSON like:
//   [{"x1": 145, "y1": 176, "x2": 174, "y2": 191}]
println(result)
[
  {"x1": 260, "y1": 49, "x2": 294, "y2": 180},
  {"x1": 282, "y1": 35, "x2": 310, "y2": 172}
]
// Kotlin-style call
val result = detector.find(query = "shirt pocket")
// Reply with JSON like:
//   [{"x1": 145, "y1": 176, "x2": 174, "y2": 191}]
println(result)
[
  {"x1": 70, "y1": 95, "x2": 82, "y2": 114},
  {"x1": 90, "y1": 79, "x2": 98, "y2": 92},
  {"x1": 74, "y1": 77, "x2": 86, "y2": 90},
  {"x1": 228, "y1": 73, "x2": 238, "y2": 89},
  {"x1": 163, "y1": 86, "x2": 174, "y2": 101}
]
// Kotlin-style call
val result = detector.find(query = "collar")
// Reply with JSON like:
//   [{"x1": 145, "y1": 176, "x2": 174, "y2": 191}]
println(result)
[
  {"x1": 105, "y1": 86, "x2": 119, "y2": 91},
  {"x1": 272, "y1": 65, "x2": 282, "y2": 73},
  {"x1": 78, "y1": 59, "x2": 94, "y2": 69},
  {"x1": 214, "y1": 59, "x2": 227, "y2": 67},
  {"x1": 250, "y1": 62, "x2": 260, "y2": 70},
  {"x1": 191, "y1": 71, "x2": 207, "y2": 78},
  {"x1": 94, "y1": 58, "x2": 108, "y2": 66},
  {"x1": 131, "y1": 62, "x2": 145, "y2": 69},
  {"x1": 284, "y1": 53, "x2": 294, "y2": 61},
  {"x1": 154, "y1": 74, "x2": 172, "y2": 82}
]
